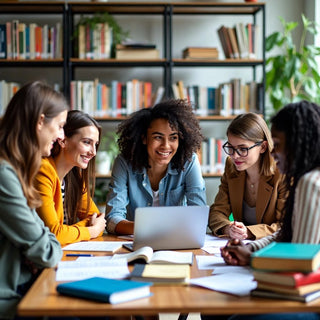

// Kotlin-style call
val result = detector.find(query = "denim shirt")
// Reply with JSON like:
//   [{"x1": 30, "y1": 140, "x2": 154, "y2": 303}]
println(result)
[{"x1": 105, "y1": 153, "x2": 206, "y2": 234}]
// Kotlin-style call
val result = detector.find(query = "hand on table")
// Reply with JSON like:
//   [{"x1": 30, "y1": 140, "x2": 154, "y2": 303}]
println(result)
[
  {"x1": 88, "y1": 212, "x2": 106, "y2": 238},
  {"x1": 220, "y1": 238, "x2": 252, "y2": 266}
]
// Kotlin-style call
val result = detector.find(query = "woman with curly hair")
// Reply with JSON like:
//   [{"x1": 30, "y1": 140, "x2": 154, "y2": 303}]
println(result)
[
  {"x1": 105, "y1": 99, "x2": 206, "y2": 235},
  {"x1": 221, "y1": 101, "x2": 320, "y2": 266},
  {"x1": 220, "y1": 101, "x2": 320, "y2": 320}
]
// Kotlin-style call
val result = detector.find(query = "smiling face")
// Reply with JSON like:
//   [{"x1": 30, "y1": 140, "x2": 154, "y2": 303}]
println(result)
[
  {"x1": 271, "y1": 126, "x2": 287, "y2": 174},
  {"x1": 143, "y1": 118, "x2": 179, "y2": 170},
  {"x1": 63, "y1": 125, "x2": 100, "y2": 170},
  {"x1": 37, "y1": 110, "x2": 67, "y2": 157},
  {"x1": 226, "y1": 133, "x2": 266, "y2": 172}
]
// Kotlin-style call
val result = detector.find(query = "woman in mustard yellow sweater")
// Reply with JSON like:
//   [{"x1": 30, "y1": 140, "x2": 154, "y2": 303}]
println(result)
[{"x1": 35, "y1": 110, "x2": 106, "y2": 245}]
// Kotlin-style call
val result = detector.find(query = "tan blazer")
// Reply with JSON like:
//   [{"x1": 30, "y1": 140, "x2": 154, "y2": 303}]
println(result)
[{"x1": 209, "y1": 157, "x2": 287, "y2": 239}]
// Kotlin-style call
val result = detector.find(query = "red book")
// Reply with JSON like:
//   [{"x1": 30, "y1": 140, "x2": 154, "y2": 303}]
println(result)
[
  {"x1": 144, "y1": 82, "x2": 152, "y2": 108},
  {"x1": 253, "y1": 269, "x2": 320, "y2": 288},
  {"x1": 35, "y1": 26, "x2": 42, "y2": 60},
  {"x1": 116, "y1": 82, "x2": 122, "y2": 117}
]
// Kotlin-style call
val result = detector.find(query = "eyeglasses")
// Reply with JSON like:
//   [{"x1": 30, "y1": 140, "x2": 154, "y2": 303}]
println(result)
[{"x1": 223, "y1": 141, "x2": 263, "y2": 157}]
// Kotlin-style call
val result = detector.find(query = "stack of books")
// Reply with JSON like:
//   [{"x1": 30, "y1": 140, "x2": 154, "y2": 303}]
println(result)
[
  {"x1": 217, "y1": 23, "x2": 259, "y2": 59},
  {"x1": 115, "y1": 43, "x2": 159, "y2": 60},
  {"x1": 182, "y1": 47, "x2": 219, "y2": 60},
  {"x1": 250, "y1": 242, "x2": 320, "y2": 302}
]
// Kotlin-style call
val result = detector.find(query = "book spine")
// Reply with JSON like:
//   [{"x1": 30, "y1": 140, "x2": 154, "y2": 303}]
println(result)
[
  {"x1": 0, "y1": 24, "x2": 7, "y2": 59},
  {"x1": 6, "y1": 22, "x2": 12, "y2": 59}
]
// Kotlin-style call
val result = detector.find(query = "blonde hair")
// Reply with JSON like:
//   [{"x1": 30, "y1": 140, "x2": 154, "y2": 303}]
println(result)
[{"x1": 227, "y1": 112, "x2": 276, "y2": 176}]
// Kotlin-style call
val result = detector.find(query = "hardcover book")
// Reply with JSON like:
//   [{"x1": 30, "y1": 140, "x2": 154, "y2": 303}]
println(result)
[
  {"x1": 251, "y1": 242, "x2": 320, "y2": 272},
  {"x1": 253, "y1": 269, "x2": 320, "y2": 287},
  {"x1": 115, "y1": 48, "x2": 159, "y2": 60},
  {"x1": 57, "y1": 277, "x2": 152, "y2": 304},
  {"x1": 251, "y1": 288, "x2": 320, "y2": 303},
  {"x1": 257, "y1": 280, "x2": 320, "y2": 296}
]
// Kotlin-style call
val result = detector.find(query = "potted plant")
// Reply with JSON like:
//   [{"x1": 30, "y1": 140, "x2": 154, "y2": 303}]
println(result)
[
  {"x1": 265, "y1": 14, "x2": 320, "y2": 113},
  {"x1": 74, "y1": 12, "x2": 129, "y2": 57},
  {"x1": 93, "y1": 180, "x2": 109, "y2": 212},
  {"x1": 96, "y1": 131, "x2": 118, "y2": 175}
]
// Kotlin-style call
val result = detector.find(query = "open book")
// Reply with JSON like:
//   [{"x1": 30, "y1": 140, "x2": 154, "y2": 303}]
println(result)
[{"x1": 112, "y1": 246, "x2": 193, "y2": 265}]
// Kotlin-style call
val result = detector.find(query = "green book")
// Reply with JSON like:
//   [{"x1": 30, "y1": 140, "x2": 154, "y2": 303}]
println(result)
[{"x1": 251, "y1": 242, "x2": 320, "y2": 272}]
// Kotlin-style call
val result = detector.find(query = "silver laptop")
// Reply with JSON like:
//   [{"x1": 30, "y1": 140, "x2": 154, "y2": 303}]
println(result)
[{"x1": 131, "y1": 205, "x2": 209, "y2": 251}]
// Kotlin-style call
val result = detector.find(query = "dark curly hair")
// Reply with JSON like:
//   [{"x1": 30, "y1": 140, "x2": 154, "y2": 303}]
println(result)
[
  {"x1": 271, "y1": 101, "x2": 320, "y2": 242},
  {"x1": 117, "y1": 99, "x2": 204, "y2": 171}
]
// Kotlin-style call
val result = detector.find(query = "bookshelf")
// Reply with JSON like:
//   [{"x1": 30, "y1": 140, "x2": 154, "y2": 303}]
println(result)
[
  {"x1": 0, "y1": 1, "x2": 266, "y2": 201},
  {"x1": 0, "y1": 1, "x2": 67, "y2": 98}
]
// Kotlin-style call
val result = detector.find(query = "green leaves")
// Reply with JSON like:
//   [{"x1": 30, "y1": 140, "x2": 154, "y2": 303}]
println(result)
[
  {"x1": 265, "y1": 14, "x2": 320, "y2": 111},
  {"x1": 75, "y1": 12, "x2": 129, "y2": 45}
]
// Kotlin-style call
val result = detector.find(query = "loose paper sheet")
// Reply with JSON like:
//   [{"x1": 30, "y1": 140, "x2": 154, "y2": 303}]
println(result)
[
  {"x1": 62, "y1": 241, "x2": 129, "y2": 252},
  {"x1": 190, "y1": 273, "x2": 257, "y2": 296},
  {"x1": 56, "y1": 257, "x2": 130, "y2": 281}
]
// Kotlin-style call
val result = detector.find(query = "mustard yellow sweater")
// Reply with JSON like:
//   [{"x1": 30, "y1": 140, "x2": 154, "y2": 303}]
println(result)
[{"x1": 35, "y1": 157, "x2": 101, "y2": 246}]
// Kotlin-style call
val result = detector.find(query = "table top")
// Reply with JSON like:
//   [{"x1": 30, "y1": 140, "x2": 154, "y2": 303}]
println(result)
[{"x1": 18, "y1": 234, "x2": 320, "y2": 317}]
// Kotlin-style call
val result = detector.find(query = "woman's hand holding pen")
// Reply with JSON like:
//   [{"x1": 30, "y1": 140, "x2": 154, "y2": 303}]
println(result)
[
  {"x1": 220, "y1": 238, "x2": 252, "y2": 266},
  {"x1": 88, "y1": 212, "x2": 106, "y2": 238}
]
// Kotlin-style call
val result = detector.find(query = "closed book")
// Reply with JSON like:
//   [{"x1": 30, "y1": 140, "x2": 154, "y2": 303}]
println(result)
[
  {"x1": 0, "y1": 24, "x2": 6, "y2": 59},
  {"x1": 251, "y1": 242, "x2": 320, "y2": 272},
  {"x1": 116, "y1": 43, "x2": 156, "y2": 49},
  {"x1": 131, "y1": 263, "x2": 190, "y2": 285},
  {"x1": 182, "y1": 47, "x2": 218, "y2": 59},
  {"x1": 253, "y1": 269, "x2": 320, "y2": 287},
  {"x1": 115, "y1": 48, "x2": 159, "y2": 60},
  {"x1": 6, "y1": 22, "x2": 12, "y2": 59},
  {"x1": 57, "y1": 277, "x2": 152, "y2": 304},
  {"x1": 227, "y1": 27, "x2": 239, "y2": 59},
  {"x1": 251, "y1": 288, "x2": 320, "y2": 303},
  {"x1": 257, "y1": 280, "x2": 320, "y2": 296}
]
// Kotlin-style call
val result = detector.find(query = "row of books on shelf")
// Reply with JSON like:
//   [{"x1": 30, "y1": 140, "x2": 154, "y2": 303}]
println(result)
[
  {"x1": 77, "y1": 22, "x2": 112, "y2": 60},
  {"x1": 217, "y1": 22, "x2": 259, "y2": 59},
  {"x1": 0, "y1": 80, "x2": 20, "y2": 115},
  {"x1": 250, "y1": 242, "x2": 320, "y2": 303},
  {"x1": 0, "y1": 20, "x2": 63, "y2": 60},
  {"x1": 199, "y1": 138, "x2": 226, "y2": 174},
  {"x1": 0, "y1": 80, "x2": 61, "y2": 115},
  {"x1": 173, "y1": 79, "x2": 263, "y2": 116},
  {"x1": 70, "y1": 79, "x2": 163, "y2": 117}
]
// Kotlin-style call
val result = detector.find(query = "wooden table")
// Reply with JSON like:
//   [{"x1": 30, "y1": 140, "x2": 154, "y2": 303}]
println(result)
[{"x1": 18, "y1": 235, "x2": 320, "y2": 317}]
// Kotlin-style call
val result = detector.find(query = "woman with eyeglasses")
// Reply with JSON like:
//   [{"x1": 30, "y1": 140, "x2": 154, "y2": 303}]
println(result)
[
  {"x1": 217, "y1": 102, "x2": 320, "y2": 320},
  {"x1": 208, "y1": 112, "x2": 287, "y2": 240}
]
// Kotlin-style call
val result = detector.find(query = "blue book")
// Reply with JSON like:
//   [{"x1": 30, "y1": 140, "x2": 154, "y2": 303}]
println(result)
[
  {"x1": 251, "y1": 242, "x2": 320, "y2": 272},
  {"x1": 0, "y1": 24, "x2": 7, "y2": 59},
  {"x1": 56, "y1": 277, "x2": 152, "y2": 304}
]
